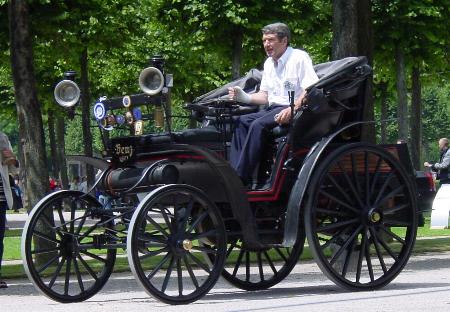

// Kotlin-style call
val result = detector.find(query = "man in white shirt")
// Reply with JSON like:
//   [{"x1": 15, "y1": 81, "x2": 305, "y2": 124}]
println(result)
[{"x1": 228, "y1": 22, "x2": 318, "y2": 184}]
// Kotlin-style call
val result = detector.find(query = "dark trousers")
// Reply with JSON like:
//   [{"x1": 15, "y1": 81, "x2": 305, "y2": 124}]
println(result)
[
  {"x1": 230, "y1": 105, "x2": 285, "y2": 182},
  {"x1": 0, "y1": 202, "x2": 6, "y2": 276}
]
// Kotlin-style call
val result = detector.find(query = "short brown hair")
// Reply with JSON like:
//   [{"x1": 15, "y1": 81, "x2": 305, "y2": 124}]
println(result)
[{"x1": 262, "y1": 22, "x2": 291, "y2": 44}]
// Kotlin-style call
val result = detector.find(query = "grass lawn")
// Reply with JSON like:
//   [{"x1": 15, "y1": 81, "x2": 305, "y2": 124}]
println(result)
[{"x1": 2, "y1": 215, "x2": 450, "y2": 279}]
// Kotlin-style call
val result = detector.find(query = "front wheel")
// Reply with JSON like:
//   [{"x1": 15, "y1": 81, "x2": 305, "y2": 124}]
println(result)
[
  {"x1": 127, "y1": 184, "x2": 227, "y2": 304},
  {"x1": 305, "y1": 143, "x2": 417, "y2": 290},
  {"x1": 21, "y1": 190, "x2": 116, "y2": 303}
]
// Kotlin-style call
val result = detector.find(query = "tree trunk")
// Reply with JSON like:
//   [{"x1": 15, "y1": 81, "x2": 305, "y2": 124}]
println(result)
[
  {"x1": 231, "y1": 27, "x2": 243, "y2": 80},
  {"x1": 332, "y1": 0, "x2": 358, "y2": 59},
  {"x1": 79, "y1": 47, "x2": 95, "y2": 188},
  {"x1": 379, "y1": 82, "x2": 388, "y2": 144},
  {"x1": 56, "y1": 116, "x2": 69, "y2": 189},
  {"x1": 47, "y1": 109, "x2": 59, "y2": 178},
  {"x1": 410, "y1": 66, "x2": 422, "y2": 170},
  {"x1": 332, "y1": 0, "x2": 375, "y2": 142},
  {"x1": 9, "y1": 0, "x2": 49, "y2": 209},
  {"x1": 9, "y1": 0, "x2": 53, "y2": 266},
  {"x1": 395, "y1": 46, "x2": 408, "y2": 141}
]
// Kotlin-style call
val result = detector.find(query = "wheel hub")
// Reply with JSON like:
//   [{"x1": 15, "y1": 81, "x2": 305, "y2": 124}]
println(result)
[
  {"x1": 182, "y1": 239, "x2": 193, "y2": 251},
  {"x1": 368, "y1": 208, "x2": 382, "y2": 224},
  {"x1": 60, "y1": 234, "x2": 78, "y2": 258}
]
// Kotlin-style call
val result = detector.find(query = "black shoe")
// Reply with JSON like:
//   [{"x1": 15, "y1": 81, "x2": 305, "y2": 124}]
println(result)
[{"x1": 0, "y1": 280, "x2": 7, "y2": 289}]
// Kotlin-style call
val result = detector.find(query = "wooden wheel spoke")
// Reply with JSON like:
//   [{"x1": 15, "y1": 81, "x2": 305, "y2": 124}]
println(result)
[
  {"x1": 330, "y1": 225, "x2": 363, "y2": 266},
  {"x1": 341, "y1": 234, "x2": 357, "y2": 278},
  {"x1": 161, "y1": 255, "x2": 175, "y2": 293},
  {"x1": 364, "y1": 235, "x2": 375, "y2": 282},
  {"x1": 64, "y1": 258, "x2": 72, "y2": 295},
  {"x1": 355, "y1": 230, "x2": 367, "y2": 283},
  {"x1": 145, "y1": 215, "x2": 170, "y2": 238},
  {"x1": 79, "y1": 250, "x2": 107, "y2": 263},
  {"x1": 191, "y1": 245, "x2": 217, "y2": 254},
  {"x1": 176, "y1": 258, "x2": 183, "y2": 296},
  {"x1": 326, "y1": 173, "x2": 355, "y2": 208},
  {"x1": 374, "y1": 185, "x2": 404, "y2": 209},
  {"x1": 226, "y1": 241, "x2": 238, "y2": 258},
  {"x1": 139, "y1": 247, "x2": 169, "y2": 261},
  {"x1": 369, "y1": 227, "x2": 388, "y2": 274},
  {"x1": 48, "y1": 256, "x2": 66, "y2": 289},
  {"x1": 36, "y1": 253, "x2": 60, "y2": 274},
  {"x1": 187, "y1": 211, "x2": 209, "y2": 233},
  {"x1": 320, "y1": 224, "x2": 354, "y2": 250},
  {"x1": 183, "y1": 254, "x2": 199, "y2": 289},
  {"x1": 377, "y1": 234, "x2": 399, "y2": 261},
  {"x1": 337, "y1": 161, "x2": 365, "y2": 209},
  {"x1": 274, "y1": 247, "x2": 288, "y2": 262},
  {"x1": 187, "y1": 252, "x2": 211, "y2": 273},
  {"x1": 77, "y1": 254, "x2": 99, "y2": 281},
  {"x1": 379, "y1": 226, "x2": 406, "y2": 245},
  {"x1": 372, "y1": 171, "x2": 395, "y2": 206},
  {"x1": 232, "y1": 249, "x2": 245, "y2": 277},
  {"x1": 318, "y1": 190, "x2": 359, "y2": 214},
  {"x1": 72, "y1": 258, "x2": 85, "y2": 293},
  {"x1": 383, "y1": 203, "x2": 409, "y2": 215},
  {"x1": 245, "y1": 252, "x2": 250, "y2": 282},
  {"x1": 33, "y1": 230, "x2": 59, "y2": 245},
  {"x1": 263, "y1": 251, "x2": 278, "y2": 275},
  {"x1": 147, "y1": 253, "x2": 171, "y2": 280},
  {"x1": 369, "y1": 156, "x2": 383, "y2": 200},
  {"x1": 32, "y1": 246, "x2": 60, "y2": 255},
  {"x1": 257, "y1": 252, "x2": 264, "y2": 281},
  {"x1": 317, "y1": 218, "x2": 360, "y2": 233}
]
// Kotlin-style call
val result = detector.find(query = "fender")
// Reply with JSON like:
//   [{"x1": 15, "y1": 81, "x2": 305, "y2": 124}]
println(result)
[
  {"x1": 282, "y1": 121, "x2": 373, "y2": 247},
  {"x1": 66, "y1": 155, "x2": 110, "y2": 170},
  {"x1": 143, "y1": 143, "x2": 264, "y2": 250}
]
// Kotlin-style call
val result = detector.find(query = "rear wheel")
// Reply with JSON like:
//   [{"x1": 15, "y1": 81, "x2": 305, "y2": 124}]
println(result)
[
  {"x1": 219, "y1": 234, "x2": 304, "y2": 291},
  {"x1": 127, "y1": 184, "x2": 227, "y2": 304},
  {"x1": 21, "y1": 190, "x2": 116, "y2": 303},
  {"x1": 305, "y1": 143, "x2": 417, "y2": 290}
]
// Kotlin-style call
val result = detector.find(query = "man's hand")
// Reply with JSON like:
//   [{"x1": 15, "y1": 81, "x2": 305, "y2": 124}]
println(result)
[
  {"x1": 228, "y1": 86, "x2": 251, "y2": 104},
  {"x1": 274, "y1": 107, "x2": 292, "y2": 125}
]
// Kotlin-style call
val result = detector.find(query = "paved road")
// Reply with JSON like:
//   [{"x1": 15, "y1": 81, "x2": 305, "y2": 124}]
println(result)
[{"x1": 2, "y1": 251, "x2": 450, "y2": 312}]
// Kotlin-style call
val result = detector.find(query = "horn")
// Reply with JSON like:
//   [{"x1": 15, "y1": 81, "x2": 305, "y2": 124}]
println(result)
[
  {"x1": 139, "y1": 66, "x2": 164, "y2": 95},
  {"x1": 54, "y1": 80, "x2": 80, "y2": 107}
]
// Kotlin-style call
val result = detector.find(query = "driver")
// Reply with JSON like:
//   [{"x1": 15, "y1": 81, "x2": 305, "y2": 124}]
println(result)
[{"x1": 228, "y1": 22, "x2": 318, "y2": 185}]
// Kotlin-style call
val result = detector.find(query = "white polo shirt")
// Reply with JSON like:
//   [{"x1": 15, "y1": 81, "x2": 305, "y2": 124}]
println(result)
[{"x1": 260, "y1": 47, "x2": 319, "y2": 106}]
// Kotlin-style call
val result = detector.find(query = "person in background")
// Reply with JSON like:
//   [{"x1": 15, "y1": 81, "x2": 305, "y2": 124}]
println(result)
[
  {"x1": 79, "y1": 176, "x2": 87, "y2": 193},
  {"x1": 70, "y1": 176, "x2": 81, "y2": 191},
  {"x1": 0, "y1": 132, "x2": 19, "y2": 289},
  {"x1": 424, "y1": 138, "x2": 450, "y2": 185},
  {"x1": 228, "y1": 22, "x2": 318, "y2": 184}
]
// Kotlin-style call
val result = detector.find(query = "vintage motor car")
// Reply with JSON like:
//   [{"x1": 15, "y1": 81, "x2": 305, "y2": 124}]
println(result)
[{"x1": 21, "y1": 55, "x2": 421, "y2": 305}]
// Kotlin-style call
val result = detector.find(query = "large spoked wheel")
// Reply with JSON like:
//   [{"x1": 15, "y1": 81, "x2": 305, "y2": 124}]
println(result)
[
  {"x1": 21, "y1": 190, "x2": 116, "y2": 303},
  {"x1": 127, "y1": 184, "x2": 227, "y2": 305},
  {"x1": 305, "y1": 143, "x2": 417, "y2": 290},
  {"x1": 220, "y1": 230, "x2": 304, "y2": 291}
]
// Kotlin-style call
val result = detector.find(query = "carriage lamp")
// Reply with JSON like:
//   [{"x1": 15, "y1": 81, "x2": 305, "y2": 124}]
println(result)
[{"x1": 54, "y1": 70, "x2": 81, "y2": 108}]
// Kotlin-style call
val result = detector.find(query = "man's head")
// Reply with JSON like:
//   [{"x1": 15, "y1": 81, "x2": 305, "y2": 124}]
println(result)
[
  {"x1": 261, "y1": 22, "x2": 290, "y2": 61},
  {"x1": 439, "y1": 138, "x2": 449, "y2": 151}
]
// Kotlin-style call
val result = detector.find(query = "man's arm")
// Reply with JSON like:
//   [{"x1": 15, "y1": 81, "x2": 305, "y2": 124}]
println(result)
[
  {"x1": 433, "y1": 150, "x2": 450, "y2": 170},
  {"x1": 228, "y1": 87, "x2": 268, "y2": 105}
]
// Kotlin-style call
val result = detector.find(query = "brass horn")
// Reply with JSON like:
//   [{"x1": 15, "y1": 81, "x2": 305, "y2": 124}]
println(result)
[
  {"x1": 138, "y1": 66, "x2": 164, "y2": 95},
  {"x1": 54, "y1": 80, "x2": 81, "y2": 108}
]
